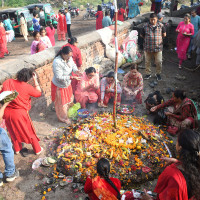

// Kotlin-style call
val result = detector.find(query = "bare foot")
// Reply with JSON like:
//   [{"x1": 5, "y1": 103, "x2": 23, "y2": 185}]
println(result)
[{"x1": 65, "y1": 119, "x2": 72, "y2": 125}]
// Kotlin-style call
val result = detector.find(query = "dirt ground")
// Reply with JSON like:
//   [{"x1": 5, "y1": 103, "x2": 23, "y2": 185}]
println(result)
[
  {"x1": 1, "y1": 17, "x2": 200, "y2": 200},
  {"x1": 0, "y1": 11, "x2": 96, "y2": 66}
]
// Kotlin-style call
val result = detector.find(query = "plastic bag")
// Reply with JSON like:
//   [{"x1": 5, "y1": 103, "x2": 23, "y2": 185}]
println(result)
[
  {"x1": 106, "y1": 45, "x2": 125, "y2": 67},
  {"x1": 68, "y1": 103, "x2": 81, "y2": 118},
  {"x1": 122, "y1": 30, "x2": 139, "y2": 62}
]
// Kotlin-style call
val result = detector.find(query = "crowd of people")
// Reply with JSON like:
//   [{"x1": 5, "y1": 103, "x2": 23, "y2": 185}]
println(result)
[
  {"x1": 0, "y1": 2, "x2": 200, "y2": 200},
  {"x1": 95, "y1": 1, "x2": 142, "y2": 30},
  {"x1": 51, "y1": 42, "x2": 145, "y2": 123}
]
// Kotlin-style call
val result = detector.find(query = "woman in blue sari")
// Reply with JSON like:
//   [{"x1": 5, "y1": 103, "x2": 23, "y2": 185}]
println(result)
[{"x1": 128, "y1": 0, "x2": 140, "y2": 19}]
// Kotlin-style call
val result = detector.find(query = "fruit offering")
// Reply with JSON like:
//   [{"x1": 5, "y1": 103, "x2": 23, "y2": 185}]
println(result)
[{"x1": 54, "y1": 113, "x2": 173, "y2": 187}]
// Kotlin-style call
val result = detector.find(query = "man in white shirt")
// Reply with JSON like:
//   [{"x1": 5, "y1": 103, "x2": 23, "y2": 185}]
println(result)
[{"x1": 65, "y1": 8, "x2": 72, "y2": 38}]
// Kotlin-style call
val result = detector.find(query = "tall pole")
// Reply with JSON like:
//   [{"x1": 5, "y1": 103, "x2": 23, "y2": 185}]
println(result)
[{"x1": 113, "y1": 0, "x2": 118, "y2": 128}]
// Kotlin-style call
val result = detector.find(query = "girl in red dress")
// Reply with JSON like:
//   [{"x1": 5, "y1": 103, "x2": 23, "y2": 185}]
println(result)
[
  {"x1": 0, "y1": 19, "x2": 9, "y2": 59},
  {"x1": 62, "y1": 37, "x2": 82, "y2": 92},
  {"x1": 142, "y1": 129, "x2": 200, "y2": 200},
  {"x1": 0, "y1": 68, "x2": 42, "y2": 155},
  {"x1": 95, "y1": 5, "x2": 103, "y2": 30},
  {"x1": 84, "y1": 158, "x2": 121, "y2": 200},
  {"x1": 45, "y1": 21, "x2": 56, "y2": 46}
]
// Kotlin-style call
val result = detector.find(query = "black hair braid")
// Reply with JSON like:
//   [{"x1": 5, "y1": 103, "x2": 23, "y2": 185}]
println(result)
[
  {"x1": 178, "y1": 130, "x2": 200, "y2": 199},
  {"x1": 179, "y1": 148, "x2": 200, "y2": 199},
  {"x1": 103, "y1": 172, "x2": 121, "y2": 200}
]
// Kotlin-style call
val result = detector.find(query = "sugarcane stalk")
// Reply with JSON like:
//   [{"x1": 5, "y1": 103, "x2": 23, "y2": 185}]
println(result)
[{"x1": 113, "y1": 0, "x2": 119, "y2": 128}]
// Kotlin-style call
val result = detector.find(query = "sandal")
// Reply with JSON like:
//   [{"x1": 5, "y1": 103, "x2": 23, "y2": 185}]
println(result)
[
  {"x1": 20, "y1": 148, "x2": 29, "y2": 157},
  {"x1": 102, "y1": 104, "x2": 108, "y2": 108},
  {"x1": 98, "y1": 102, "x2": 102, "y2": 107}
]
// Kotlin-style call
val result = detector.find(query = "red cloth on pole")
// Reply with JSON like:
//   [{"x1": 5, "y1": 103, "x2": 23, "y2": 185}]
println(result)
[
  {"x1": 95, "y1": 11, "x2": 103, "y2": 30},
  {"x1": 0, "y1": 26, "x2": 9, "y2": 58},
  {"x1": 0, "y1": 79, "x2": 42, "y2": 153}
]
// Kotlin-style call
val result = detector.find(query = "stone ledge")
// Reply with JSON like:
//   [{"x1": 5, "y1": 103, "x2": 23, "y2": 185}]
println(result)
[{"x1": 0, "y1": 18, "x2": 134, "y2": 84}]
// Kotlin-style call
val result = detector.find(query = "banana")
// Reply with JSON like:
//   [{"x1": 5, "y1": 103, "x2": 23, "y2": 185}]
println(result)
[
  {"x1": 70, "y1": 155, "x2": 78, "y2": 160},
  {"x1": 135, "y1": 138, "x2": 139, "y2": 144},
  {"x1": 63, "y1": 145, "x2": 71, "y2": 150},
  {"x1": 75, "y1": 148, "x2": 83, "y2": 154},
  {"x1": 116, "y1": 155, "x2": 121, "y2": 162},
  {"x1": 75, "y1": 162, "x2": 82, "y2": 168},
  {"x1": 122, "y1": 153, "x2": 128, "y2": 160},
  {"x1": 63, "y1": 158, "x2": 71, "y2": 162},
  {"x1": 121, "y1": 147, "x2": 129, "y2": 154},
  {"x1": 89, "y1": 145, "x2": 100, "y2": 151},
  {"x1": 110, "y1": 150, "x2": 113, "y2": 159}
]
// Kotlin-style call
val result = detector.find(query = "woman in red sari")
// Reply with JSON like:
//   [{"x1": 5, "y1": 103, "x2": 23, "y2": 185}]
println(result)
[
  {"x1": 95, "y1": 5, "x2": 103, "y2": 30},
  {"x1": 123, "y1": 64, "x2": 143, "y2": 104},
  {"x1": 151, "y1": 89, "x2": 198, "y2": 133},
  {"x1": 57, "y1": 10, "x2": 67, "y2": 41},
  {"x1": 142, "y1": 129, "x2": 200, "y2": 200},
  {"x1": 150, "y1": 90, "x2": 198, "y2": 134},
  {"x1": 0, "y1": 68, "x2": 42, "y2": 155},
  {"x1": 84, "y1": 158, "x2": 121, "y2": 200},
  {"x1": 0, "y1": 19, "x2": 9, "y2": 59},
  {"x1": 62, "y1": 37, "x2": 82, "y2": 92}
]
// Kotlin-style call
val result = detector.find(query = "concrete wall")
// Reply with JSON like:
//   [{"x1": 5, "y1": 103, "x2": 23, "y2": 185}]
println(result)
[{"x1": 0, "y1": 19, "x2": 135, "y2": 111}]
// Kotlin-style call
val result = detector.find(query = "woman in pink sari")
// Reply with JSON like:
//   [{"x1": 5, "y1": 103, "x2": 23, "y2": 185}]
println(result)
[
  {"x1": 75, "y1": 67, "x2": 100, "y2": 108},
  {"x1": 176, "y1": 14, "x2": 194, "y2": 68}
]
